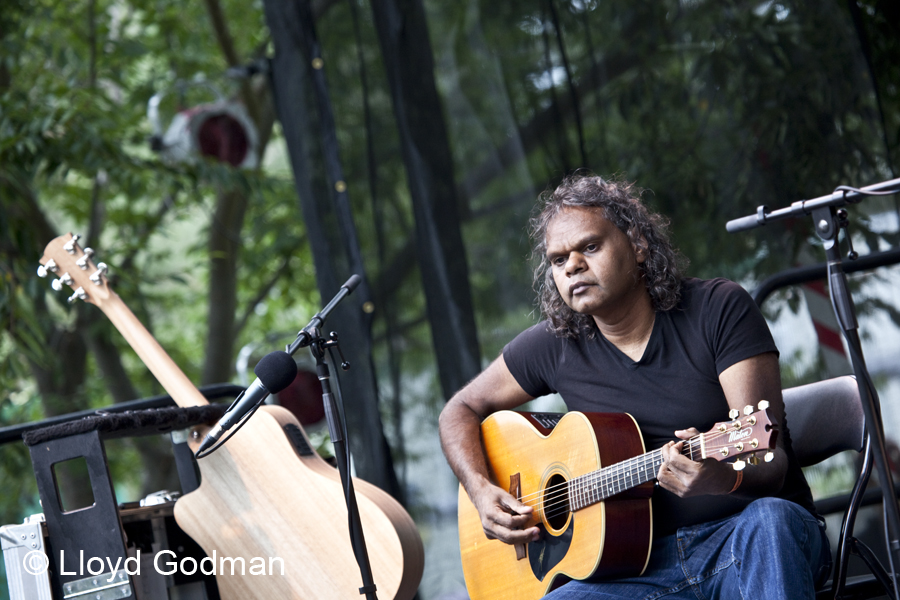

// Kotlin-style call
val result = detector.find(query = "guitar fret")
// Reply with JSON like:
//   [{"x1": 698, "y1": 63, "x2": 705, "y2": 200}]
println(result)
[{"x1": 570, "y1": 429, "x2": 746, "y2": 509}]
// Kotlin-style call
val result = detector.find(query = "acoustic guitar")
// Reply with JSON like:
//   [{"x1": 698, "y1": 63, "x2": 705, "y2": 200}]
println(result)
[
  {"x1": 40, "y1": 233, "x2": 424, "y2": 600},
  {"x1": 458, "y1": 408, "x2": 776, "y2": 599}
]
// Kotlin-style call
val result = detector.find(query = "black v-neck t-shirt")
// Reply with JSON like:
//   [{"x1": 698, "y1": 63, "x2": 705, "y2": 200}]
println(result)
[{"x1": 503, "y1": 277, "x2": 816, "y2": 536}]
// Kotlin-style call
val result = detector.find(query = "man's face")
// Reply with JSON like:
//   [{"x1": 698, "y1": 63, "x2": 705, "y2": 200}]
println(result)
[{"x1": 545, "y1": 206, "x2": 647, "y2": 320}]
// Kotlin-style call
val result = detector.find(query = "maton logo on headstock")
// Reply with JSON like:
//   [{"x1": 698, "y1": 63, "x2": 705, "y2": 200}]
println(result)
[{"x1": 728, "y1": 428, "x2": 752, "y2": 443}]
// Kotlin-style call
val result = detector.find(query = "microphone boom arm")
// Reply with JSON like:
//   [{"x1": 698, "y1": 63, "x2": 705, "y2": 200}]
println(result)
[
  {"x1": 726, "y1": 178, "x2": 900, "y2": 233},
  {"x1": 287, "y1": 274, "x2": 362, "y2": 355}
]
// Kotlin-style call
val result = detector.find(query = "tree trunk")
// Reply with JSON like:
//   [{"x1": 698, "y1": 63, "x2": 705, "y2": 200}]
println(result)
[
  {"x1": 199, "y1": 0, "x2": 276, "y2": 386},
  {"x1": 370, "y1": 0, "x2": 482, "y2": 400},
  {"x1": 201, "y1": 188, "x2": 249, "y2": 386}
]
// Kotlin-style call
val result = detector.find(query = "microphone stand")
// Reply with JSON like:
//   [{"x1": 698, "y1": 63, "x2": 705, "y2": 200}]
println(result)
[
  {"x1": 297, "y1": 328, "x2": 378, "y2": 600},
  {"x1": 286, "y1": 274, "x2": 378, "y2": 599},
  {"x1": 727, "y1": 178, "x2": 900, "y2": 599}
]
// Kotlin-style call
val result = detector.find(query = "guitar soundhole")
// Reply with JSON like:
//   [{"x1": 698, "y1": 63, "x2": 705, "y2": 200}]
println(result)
[{"x1": 543, "y1": 473, "x2": 570, "y2": 531}]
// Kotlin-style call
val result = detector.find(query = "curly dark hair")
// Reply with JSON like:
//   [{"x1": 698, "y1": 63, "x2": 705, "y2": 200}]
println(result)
[{"x1": 530, "y1": 173, "x2": 687, "y2": 338}]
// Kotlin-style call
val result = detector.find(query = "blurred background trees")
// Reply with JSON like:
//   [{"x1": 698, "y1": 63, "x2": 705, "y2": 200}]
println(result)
[{"x1": 1, "y1": 0, "x2": 898, "y2": 597}]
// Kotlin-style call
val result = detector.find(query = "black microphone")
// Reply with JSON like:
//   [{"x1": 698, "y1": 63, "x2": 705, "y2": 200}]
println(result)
[{"x1": 196, "y1": 351, "x2": 298, "y2": 456}]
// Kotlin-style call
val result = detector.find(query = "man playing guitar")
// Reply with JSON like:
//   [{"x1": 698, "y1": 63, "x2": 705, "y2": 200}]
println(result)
[{"x1": 439, "y1": 174, "x2": 830, "y2": 599}]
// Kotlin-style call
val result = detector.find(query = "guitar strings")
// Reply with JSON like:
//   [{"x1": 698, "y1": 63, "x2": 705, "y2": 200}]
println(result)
[
  {"x1": 529, "y1": 424, "x2": 756, "y2": 518},
  {"x1": 529, "y1": 437, "x2": 695, "y2": 521},
  {"x1": 513, "y1": 426, "x2": 765, "y2": 520},
  {"x1": 516, "y1": 424, "x2": 754, "y2": 506},
  {"x1": 516, "y1": 431, "x2": 700, "y2": 506},
  {"x1": 519, "y1": 443, "x2": 686, "y2": 520},
  {"x1": 528, "y1": 426, "x2": 764, "y2": 522}
]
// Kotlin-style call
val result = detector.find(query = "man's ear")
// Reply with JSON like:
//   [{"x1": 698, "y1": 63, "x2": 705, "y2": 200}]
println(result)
[{"x1": 633, "y1": 238, "x2": 648, "y2": 264}]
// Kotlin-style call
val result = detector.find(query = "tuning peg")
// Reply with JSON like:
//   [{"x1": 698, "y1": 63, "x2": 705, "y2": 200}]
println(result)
[
  {"x1": 748, "y1": 454, "x2": 760, "y2": 466},
  {"x1": 743, "y1": 405, "x2": 754, "y2": 415},
  {"x1": 764, "y1": 452, "x2": 774, "y2": 463},
  {"x1": 732, "y1": 459, "x2": 746, "y2": 471},
  {"x1": 63, "y1": 234, "x2": 81, "y2": 254},
  {"x1": 37, "y1": 259, "x2": 58, "y2": 278},
  {"x1": 67, "y1": 287, "x2": 88, "y2": 304},
  {"x1": 758, "y1": 400, "x2": 770, "y2": 411},
  {"x1": 76, "y1": 248, "x2": 95, "y2": 270},
  {"x1": 728, "y1": 409, "x2": 739, "y2": 420},
  {"x1": 89, "y1": 263, "x2": 108, "y2": 285},
  {"x1": 51, "y1": 273, "x2": 73, "y2": 291}
]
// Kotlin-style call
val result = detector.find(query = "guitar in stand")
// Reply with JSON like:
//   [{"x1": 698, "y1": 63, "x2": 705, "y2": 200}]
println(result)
[{"x1": 39, "y1": 233, "x2": 424, "y2": 600}]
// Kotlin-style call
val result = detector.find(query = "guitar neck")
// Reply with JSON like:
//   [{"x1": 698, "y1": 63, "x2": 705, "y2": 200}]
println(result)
[
  {"x1": 100, "y1": 291, "x2": 209, "y2": 408},
  {"x1": 39, "y1": 233, "x2": 209, "y2": 409},
  {"x1": 569, "y1": 437, "x2": 707, "y2": 511},
  {"x1": 568, "y1": 449, "x2": 660, "y2": 511}
]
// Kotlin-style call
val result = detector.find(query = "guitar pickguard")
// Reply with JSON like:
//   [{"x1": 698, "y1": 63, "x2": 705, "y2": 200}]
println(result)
[{"x1": 528, "y1": 519, "x2": 574, "y2": 582}]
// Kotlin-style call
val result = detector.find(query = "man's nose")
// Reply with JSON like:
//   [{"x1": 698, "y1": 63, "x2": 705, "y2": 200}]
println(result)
[{"x1": 565, "y1": 252, "x2": 586, "y2": 275}]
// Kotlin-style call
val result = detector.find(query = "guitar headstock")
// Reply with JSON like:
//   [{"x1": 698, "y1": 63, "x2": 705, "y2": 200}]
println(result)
[
  {"x1": 39, "y1": 233, "x2": 112, "y2": 307},
  {"x1": 703, "y1": 402, "x2": 778, "y2": 471}
]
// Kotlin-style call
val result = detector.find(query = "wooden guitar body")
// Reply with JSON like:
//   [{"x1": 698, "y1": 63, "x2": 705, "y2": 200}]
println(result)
[
  {"x1": 176, "y1": 406, "x2": 424, "y2": 599},
  {"x1": 458, "y1": 406, "x2": 776, "y2": 599},
  {"x1": 458, "y1": 411, "x2": 653, "y2": 599},
  {"x1": 39, "y1": 234, "x2": 424, "y2": 600}
]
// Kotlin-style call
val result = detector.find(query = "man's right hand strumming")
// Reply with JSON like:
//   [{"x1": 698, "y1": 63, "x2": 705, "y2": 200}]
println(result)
[
  {"x1": 438, "y1": 355, "x2": 538, "y2": 545},
  {"x1": 467, "y1": 476, "x2": 540, "y2": 545}
]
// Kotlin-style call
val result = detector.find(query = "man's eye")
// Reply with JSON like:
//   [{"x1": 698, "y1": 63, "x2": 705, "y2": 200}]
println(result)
[
  {"x1": 552, "y1": 256, "x2": 566, "y2": 266},
  {"x1": 585, "y1": 243, "x2": 598, "y2": 252}
]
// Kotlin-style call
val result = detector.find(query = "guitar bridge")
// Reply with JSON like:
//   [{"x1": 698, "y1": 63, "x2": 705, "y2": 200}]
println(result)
[{"x1": 510, "y1": 473, "x2": 527, "y2": 561}]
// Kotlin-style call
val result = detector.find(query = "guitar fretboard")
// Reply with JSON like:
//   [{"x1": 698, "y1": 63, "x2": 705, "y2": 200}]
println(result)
[{"x1": 568, "y1": 437, "x2": 704, "y2": 511}]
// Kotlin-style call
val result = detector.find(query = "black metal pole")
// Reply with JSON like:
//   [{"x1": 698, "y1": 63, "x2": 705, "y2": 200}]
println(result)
[
  {"x1": 813, "y1": 205, "x2": 900, "y2": 599},
  {"x1": 728, "y1": 179, "x2": 900, "y2": 598},
  {"x1": 308, "y1": 329, "x2": 378, "y2": 600}
]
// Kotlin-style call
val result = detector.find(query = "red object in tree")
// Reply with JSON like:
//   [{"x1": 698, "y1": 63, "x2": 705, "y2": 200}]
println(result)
[{"x1": 196, "y1": 113, "x2": 251, "y2": 167}]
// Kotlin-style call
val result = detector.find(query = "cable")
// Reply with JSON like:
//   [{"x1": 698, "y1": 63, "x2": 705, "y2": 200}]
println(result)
[
  {"x1": 193, "y1": 402, "x2": 263, "y2": 459},
  {"x1": 834, "y1": 185, "x2": 899, "y2": 198}
]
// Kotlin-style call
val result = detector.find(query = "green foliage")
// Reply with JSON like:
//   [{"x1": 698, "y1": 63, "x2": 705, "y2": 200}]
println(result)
[
  {"x1": 1, "y1": 1, "x2": 899, "y2": 597},
  {"x1": 0, "y1": 0, "x2": 318, "y2": 543}
]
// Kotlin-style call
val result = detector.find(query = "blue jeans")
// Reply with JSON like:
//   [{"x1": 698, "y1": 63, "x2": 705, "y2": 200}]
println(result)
[{"x1": 545, "y1": 498, "x2": 831, "y2": 600}]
